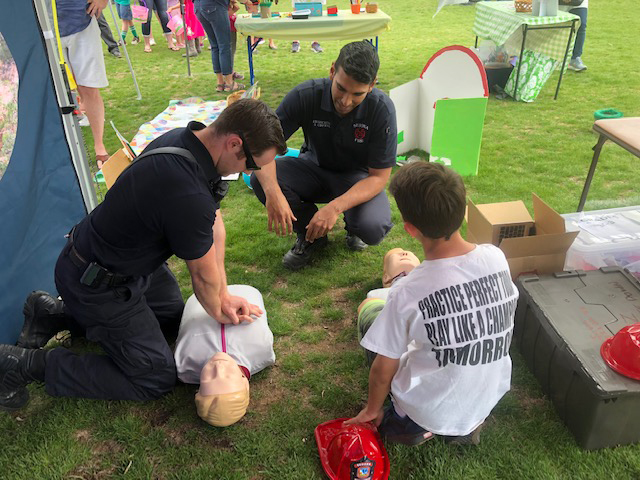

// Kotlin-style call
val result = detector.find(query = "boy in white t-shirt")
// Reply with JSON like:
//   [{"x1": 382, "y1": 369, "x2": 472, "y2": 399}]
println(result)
[{"x1": 346, "y1": 162, "x2": 518, "y2": 446}]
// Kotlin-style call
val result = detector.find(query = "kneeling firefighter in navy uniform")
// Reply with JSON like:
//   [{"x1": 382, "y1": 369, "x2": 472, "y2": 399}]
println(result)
[{"x1": 0, "y1": 99, "x2": 287, "y2": 410}]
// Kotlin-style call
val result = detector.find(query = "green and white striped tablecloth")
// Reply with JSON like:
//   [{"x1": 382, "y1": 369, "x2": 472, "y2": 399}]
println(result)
[{"x1": 473, "y1": 1, "x2": 580, "y2": 62}]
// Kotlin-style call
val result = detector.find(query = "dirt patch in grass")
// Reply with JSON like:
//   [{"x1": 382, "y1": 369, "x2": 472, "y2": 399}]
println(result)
[
  {"x1": 247, "y1": 365, "x2": 289, "y2": 417},
  {"x1": 74, "y1": 429, "x2": 93, "y2": 443},
  {"x1": 280, "y1": 301, "x2": 300, "y2": 311},
  {"x1": 274, "y1": 277, "x2": 288, "y2": 289},
  {"x1": 327, "y1": 286, "x2": 358, "y2": 329},
  {"x1": 241, "y1": 264, "x2": 263, "y2": 274},
  {"x1": 511, "y1": 386, "x2": 547, "y2": 412},
  {"x1": 128, "y1": 405, "x2": 176, "y2": 428},
  {"x1": 67, "y1": 429, "x2": 123, "y2": 479},
  {"x1": 66, "y1": 464, "x2": 119, "y2": 479}
]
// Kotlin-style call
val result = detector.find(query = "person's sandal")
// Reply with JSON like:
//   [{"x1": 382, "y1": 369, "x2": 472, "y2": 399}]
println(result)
[
  {"x1": 224, "y1": 81, "x2": 245, "y2": 92},
  {"x1": 216, "y1": 84, "x2": 225, "y2": 92}
]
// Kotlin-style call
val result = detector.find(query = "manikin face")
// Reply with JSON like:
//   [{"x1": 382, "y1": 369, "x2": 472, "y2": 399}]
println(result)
[
  {"x1": 329, "y1": 65, "x2": 375, "y2": 117},
  {"x1": 382, "y1": 248, "x2": 420, "y2": 287},
  {"x1": 199, "y1": 352, "x2": 249, "y2": 396}
]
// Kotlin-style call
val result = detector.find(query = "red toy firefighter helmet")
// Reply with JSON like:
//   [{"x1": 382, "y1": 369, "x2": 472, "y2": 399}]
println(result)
[
  {"x1": 315, "y1": 418, "x2": 390, "y2": 480},
  {"x1": 601, "y1": 324, "x2": 640, "y2": 381}
]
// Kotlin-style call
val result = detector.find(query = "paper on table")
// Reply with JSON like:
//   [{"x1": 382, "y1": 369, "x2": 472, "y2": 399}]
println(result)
[{"x1": 576, "y1": 212, "x2": 640, "y2": 242}]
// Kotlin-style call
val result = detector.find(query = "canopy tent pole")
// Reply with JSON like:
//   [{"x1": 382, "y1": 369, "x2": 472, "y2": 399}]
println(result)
[
  {"x1": 106, "y1": 2, "x2": 142, "y2": 100},
  {"x1": 181, "y1": 0, "x2": 193, "y2": 77},
  {"x1": 34, "y1": 0, "x2": 97, "y2": 212}
]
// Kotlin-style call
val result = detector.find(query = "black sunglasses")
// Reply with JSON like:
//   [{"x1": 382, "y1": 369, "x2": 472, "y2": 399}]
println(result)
[{"x1": 237, "y1": 132, "x2": 261, "y2": 171}]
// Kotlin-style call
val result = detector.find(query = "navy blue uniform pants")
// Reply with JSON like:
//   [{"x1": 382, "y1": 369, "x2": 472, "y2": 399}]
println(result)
[
  {"x1": 45, "y1": 240, "x2": 184, "y2": 401},
  {"x1": 250, "y1": 156, "x2": 393, "y2": 245}
]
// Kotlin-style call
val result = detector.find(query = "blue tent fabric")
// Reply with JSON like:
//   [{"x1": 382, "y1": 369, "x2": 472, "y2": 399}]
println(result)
[{"x1": 0, "y1": 2, "x2": 88, "y2": 344}]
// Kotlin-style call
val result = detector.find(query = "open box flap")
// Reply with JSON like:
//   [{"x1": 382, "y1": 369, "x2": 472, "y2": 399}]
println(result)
[
  {"x1": 533, "y1": 193, "x2": 567, "y2": 235},
  {"x1": 500, "y1": 231, "x2": 579, "y2": 257}
]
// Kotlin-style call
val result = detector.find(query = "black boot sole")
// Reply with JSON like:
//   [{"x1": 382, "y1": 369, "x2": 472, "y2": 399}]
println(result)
[
  {"x1": 17, "y1": 291, "x2": 65, "y2": 349},
  {"x1": 0, "y1": 387, "x2": 29, "y2": 412}
]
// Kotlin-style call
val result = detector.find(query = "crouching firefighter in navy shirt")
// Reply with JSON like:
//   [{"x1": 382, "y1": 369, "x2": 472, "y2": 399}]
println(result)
[
  {"x1": 250, "y1": 40, "x2": 398, "y2": 270},
  {"x1": 0, "y1": 99, "x2": 287, "y2": 410}
]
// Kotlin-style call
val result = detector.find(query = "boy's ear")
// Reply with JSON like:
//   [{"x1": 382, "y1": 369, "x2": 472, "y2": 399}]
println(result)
[{"x1": 403, "y1": 221, "x2": 421, "y2": 239}]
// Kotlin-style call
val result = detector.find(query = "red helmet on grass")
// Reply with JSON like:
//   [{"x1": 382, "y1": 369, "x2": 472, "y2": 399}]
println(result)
[
  {"x1": 600, "y1": 324, "x2": 640, "y2": 381},
  {"x1": 315, "y1": 418, "x2": 390, "y2": 480}
]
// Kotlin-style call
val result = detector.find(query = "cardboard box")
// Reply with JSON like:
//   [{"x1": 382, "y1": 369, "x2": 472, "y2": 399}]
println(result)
[
  {"x1": 293, "y1": 1, "x2": 322, "y2": 16},
  {"x1": 467, "y1": 194, "x2": 579, "y2": 279},
  {"x1": 102, "y1": 147, "x2": 133, "y2": 189}
]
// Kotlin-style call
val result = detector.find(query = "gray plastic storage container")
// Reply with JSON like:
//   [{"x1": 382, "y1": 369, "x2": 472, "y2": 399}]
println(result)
[{"x1": 514, "y1": 267, "x2": 640, "y2": 450}]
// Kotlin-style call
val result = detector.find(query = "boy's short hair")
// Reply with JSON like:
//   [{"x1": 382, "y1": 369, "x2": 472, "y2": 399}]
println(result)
[
  {"x1": 212, "y1": 99, "x2": 287, "y2": 157},
  {"x1": 334, "y1": 41, "x2": 379, "y2": 85},
  {"x1": 389, "y1": 162, "x2": 466, "y2": 240}
]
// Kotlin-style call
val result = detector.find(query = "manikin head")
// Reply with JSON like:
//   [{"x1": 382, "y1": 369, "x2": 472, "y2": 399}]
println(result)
[
  {"x1": 195, "y1": 352, "x2": 250, "y2": 427},
  {"x1": 382, "y1": 248, "x2": 420, "y2": 287}
]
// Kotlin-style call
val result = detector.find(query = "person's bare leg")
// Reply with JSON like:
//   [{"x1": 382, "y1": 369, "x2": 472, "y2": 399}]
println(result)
[
  {"x1": 223, "y1": 73, "x2": 233, "y2": 90},
  {"x1": 144, "y1": 35, "x2": 152, "y2": 52},
  {"x1": 77, "y1": 85, "x2": 107, "y2": 162},
  {"x1": 164, "y1": 32, "x2": 178, "y2": 50}
]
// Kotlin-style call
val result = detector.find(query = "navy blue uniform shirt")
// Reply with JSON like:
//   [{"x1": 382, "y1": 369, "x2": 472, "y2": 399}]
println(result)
[
  {"x1": 57, "y1": 0, "x2": 92, "y2": 37},
  {"x1": 74, "y1": 122, "x2": 220, "y2": 277},
  {"x1": 276, "y1": 77, "x2": 397, "y2": 173}
]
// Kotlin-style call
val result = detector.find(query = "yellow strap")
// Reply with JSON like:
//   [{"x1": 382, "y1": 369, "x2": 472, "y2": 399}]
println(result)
[{"x1": 51, "y1": 0, "x2": 77, "y2": 90}]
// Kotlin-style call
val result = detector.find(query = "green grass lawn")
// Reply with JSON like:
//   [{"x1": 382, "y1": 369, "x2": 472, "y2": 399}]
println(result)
[{"x1": 3, "y1": 0, "x2": 640, "y2": 478}]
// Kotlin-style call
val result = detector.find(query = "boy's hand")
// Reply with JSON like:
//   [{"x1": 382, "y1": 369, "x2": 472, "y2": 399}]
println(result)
[{"x1": 344, "y1": 407, "x2": 384, "y2": 427}]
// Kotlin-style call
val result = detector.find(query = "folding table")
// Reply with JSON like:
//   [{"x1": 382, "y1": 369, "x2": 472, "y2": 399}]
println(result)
[
  {"x1": 473, "y1": 2, "x2": 579, "y2": 102},
  {"x1": 577, "y1": 117, "x2": 640, "y2": 212},
  {"x1": 235, "y1": 9, "x2": 392, "y2": 85}
]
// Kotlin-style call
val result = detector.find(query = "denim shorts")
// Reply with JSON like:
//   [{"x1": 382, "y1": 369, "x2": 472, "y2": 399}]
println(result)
[{"x1": 117, "y1": 3, "x2": 133, "y2": 20}]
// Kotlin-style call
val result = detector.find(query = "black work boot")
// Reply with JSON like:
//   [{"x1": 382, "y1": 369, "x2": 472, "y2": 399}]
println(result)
[
  {"x1": 345, "y1": 233, "x2": 368, "y2": 251},
  {"x1": 282, "y1": 235, "x2": 328, "y2": 271},
  {"x1": 0, "y1": 345, "x2": 45, "y2": 411},
  {"x1": 17, "y1": 291, "x2": 67, "y2": 349}
]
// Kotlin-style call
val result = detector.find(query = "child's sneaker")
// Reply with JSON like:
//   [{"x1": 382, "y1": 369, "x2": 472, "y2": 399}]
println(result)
[
  {"x1": 291, "y1": 41, "x2": 300, "y2": 53},
  {"x1": 311, "y1": 41, "x2": 323, "y2": 53},
  {"x1": 131, "y1": 36, "x2": 140, "y2": 45},
  {"x1": 568, "y1": 57, "x2": 587, "y2": 72},
  {"x1": 443, "y1": 423, "x2": 484, "y2": 446},
  {"x1": 74, "y1": 110, "x2": 90, "y2": 127}
]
